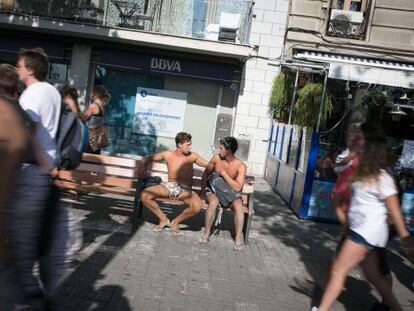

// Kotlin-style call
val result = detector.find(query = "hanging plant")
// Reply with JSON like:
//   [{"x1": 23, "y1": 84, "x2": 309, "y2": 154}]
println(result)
[
  {"x1": 294, "y1": 82, "x2": 332, "y2": 128},
  {"x1": 269, "y1": 69, "x2": 294, "y2": 122}
]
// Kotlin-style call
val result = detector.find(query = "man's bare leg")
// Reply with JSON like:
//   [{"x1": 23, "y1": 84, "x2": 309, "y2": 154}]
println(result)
[
  {"x1": 140, "y1": 185, "x2": 171, "y2": 230},
  {"x1": 200, "y1": 193, "x2": 219, "y2": 242},
  {"x1": 231, "y1": 198, "x2": 244, "y2": 248},
  {"x1": 171, "y1": 192, "x2": 202, "y2": 235}
]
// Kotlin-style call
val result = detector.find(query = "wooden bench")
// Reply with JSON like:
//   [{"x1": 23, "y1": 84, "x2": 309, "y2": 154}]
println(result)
[
  {"x1": 135, "y1": 161, "x2": 256, "y2": 244},
  {"x1": 55, "y1": 153, "x2": 256, "y2": 243}
]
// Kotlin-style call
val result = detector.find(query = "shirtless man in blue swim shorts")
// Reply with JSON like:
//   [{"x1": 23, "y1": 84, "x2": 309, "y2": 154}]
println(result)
[{"x1": 139, "y1": 132, "x2": 208, "y2": 234}]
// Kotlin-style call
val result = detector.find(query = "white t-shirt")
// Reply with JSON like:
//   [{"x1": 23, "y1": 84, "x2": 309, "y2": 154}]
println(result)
[
  {"x1": 20, "y1": 82, "x2": 61, "y2": 168},
  {"x1": 348, "y1": 170, "x2": 398, "y2": 247}
]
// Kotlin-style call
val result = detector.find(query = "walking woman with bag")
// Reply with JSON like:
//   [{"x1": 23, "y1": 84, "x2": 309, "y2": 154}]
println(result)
[{"x1": 82, "y1": 85, "x2": 111, "y2": 154}]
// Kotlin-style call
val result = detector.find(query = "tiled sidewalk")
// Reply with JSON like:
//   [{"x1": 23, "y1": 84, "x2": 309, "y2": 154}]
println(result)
[{"x1": 55, "y1": 179, "x2": 414, "y2": 310}]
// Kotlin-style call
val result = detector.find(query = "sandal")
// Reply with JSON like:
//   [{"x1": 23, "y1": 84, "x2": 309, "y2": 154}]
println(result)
[
  {"x1": 198, "y1": 235, "x2": 210, "y2": 244},
  {"x1": 233, "y1": 242, "x2": 243, "y2": 251}
]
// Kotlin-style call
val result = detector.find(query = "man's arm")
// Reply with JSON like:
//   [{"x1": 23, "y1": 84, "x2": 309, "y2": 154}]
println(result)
[
  {"x1": 193, "y1": 152, "x2": 209, "y2": 168},
  {"x1": 219, "y1": 162, "x2": 247, "y2": 192},
  {"x1": 139, "y1": 151, "x2": 167, "y2": 176},
  {"x1": 201, "y1": 156, "x2": 217, "y2": 195}
]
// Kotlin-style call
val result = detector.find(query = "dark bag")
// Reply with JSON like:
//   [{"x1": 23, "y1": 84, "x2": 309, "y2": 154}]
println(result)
[
  {"x1": 88, "y1": 124, "x2": 110, "y2": 152},
  {"x1": 140, "y1": 176, "x2": 162, "y2": 189},
  {"x1": 207, "y1": 172, "x2": 241, "y2": 207},
  {"x1": 55, "y1": 105, "x2": 89, "y2": 170},
  {"x1": 87, "y1": 102, "x2": 110, "y2": 152}
]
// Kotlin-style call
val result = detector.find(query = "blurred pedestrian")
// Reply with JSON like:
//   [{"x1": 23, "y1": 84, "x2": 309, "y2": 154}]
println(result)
[
  {"x1": 8, "y1": 48, "x2": 63, "y2": 310},
  {"x1": 0, "y1": 64, "x2": 32, "y2": 308},
  {"x1": 82, "y1": 85, "x2": 111, "y2": 154},
  {"x1": 314, "y1": 123, "x2": 414, "y2": 311}
]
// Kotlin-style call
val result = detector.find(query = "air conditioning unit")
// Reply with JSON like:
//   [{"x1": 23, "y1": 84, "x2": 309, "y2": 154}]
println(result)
[
  {"x1": 218, "y1": 13, "x2": 240, "y2": 43},
  {"x1": 329, "y1": 9, "x2": 364, "y2": 36}
]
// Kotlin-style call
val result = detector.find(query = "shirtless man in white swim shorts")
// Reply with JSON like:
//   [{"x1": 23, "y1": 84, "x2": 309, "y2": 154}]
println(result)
[{"x1": 139, "y1": 132, "x2": 208, "y2": 234}]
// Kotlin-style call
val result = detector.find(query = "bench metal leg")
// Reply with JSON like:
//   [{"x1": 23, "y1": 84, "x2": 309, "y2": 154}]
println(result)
[
  {"x1": 213, "y1": 205, "x2": 223, "y2": 236},
  {"x1": 243, "y1": 193, "x2": 255, "y2": 245},
  {"x1": 132, "y1": 179, "x2": 144, "y2": 233}
]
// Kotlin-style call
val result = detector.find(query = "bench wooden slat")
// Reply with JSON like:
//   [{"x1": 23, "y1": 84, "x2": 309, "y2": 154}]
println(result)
[
  {"x1": 58, "y1": 170, "x2": 137, "y2": 188},
  {"x1": 82, "y1": 153, "x2": 141, "y2": 168},
  {"x1": 76, "y1": 163, "x2": 138, "y2": 178},
  {"x1": 55, "y1": 180, "x2": 135, "y2": 196}
]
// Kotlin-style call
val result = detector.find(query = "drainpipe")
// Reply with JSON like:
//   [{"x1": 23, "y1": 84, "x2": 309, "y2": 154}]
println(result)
[
  {"x1": 316, "y1": 71, "x2": 329, "y2": 132},
  {"x1": 288, "y1": 68, "x2": 299, "y2": 125}
]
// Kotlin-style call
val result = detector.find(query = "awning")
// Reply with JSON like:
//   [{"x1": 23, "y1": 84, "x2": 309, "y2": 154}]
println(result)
[
  {"x1": 295, "y1": 51, "x2": 414, "y2": 89},
  {"x1": 0, "y1": 36, "x2": 65, "y2": 61}
]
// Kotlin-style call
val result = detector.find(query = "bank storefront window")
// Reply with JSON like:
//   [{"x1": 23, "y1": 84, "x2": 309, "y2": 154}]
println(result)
[{"x1": 94, "y1": 65, "x2": 164, "y2": 156}]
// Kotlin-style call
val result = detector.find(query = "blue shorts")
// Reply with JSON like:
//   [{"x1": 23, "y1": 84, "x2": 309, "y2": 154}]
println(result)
[
  {"x1": 346, "y1": 229, "x2": 378, "y2": 251},
  {"x1": 337, "y1": 230, "x2": 390, "y2": 275}
]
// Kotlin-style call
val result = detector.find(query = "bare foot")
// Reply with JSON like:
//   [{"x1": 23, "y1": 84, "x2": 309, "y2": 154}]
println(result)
[
  {"x1": 154, "y1": 218, "x2": 170, "y2": 232},
  {"x1": 198, "y1": 231, "x2": 210, "y2": 244},
  {"x1": 171, "y1": 221, "x2": 180, "y2": 236}
]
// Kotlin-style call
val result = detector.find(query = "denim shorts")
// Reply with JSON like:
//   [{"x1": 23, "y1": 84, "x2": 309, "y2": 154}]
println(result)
[
  {"x1": 337, "y1": 230, "x2": 390, "y2": 275},
  {"x1": 347, "y1": 229, "x2": 377, "y2": 251}
]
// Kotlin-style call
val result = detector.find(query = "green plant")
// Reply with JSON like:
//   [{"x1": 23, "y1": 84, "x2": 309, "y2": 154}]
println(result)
[
  {"x1": 269, "y1": 70, "x2": 293, "y2": 122},
  {"x1": 294, "y1": 82, "x2": 332, "y2": 128}
]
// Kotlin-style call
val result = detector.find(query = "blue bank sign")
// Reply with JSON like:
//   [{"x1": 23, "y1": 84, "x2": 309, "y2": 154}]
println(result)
[{"x1": 99, "y1": 49, "x2": 237, "y2": 83}]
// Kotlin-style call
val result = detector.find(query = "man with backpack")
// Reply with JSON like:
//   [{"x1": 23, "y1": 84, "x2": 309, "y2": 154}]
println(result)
[
  {"x1": 8, "y1": 48, "x2": 65, "y2": 310},
  {"x1": 200, "y1": 137, "x2": 247, "y2": 250}
]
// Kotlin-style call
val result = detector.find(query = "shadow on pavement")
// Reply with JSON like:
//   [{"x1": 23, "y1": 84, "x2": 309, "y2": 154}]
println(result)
[{"x1": 251, "y1": 180, "x2": 413, "y2": 310}]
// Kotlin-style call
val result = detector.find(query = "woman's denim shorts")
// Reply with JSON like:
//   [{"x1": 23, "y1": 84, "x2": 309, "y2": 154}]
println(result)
[{"x1": 347, "y1": 230, "x2": 377, "y2": 251}]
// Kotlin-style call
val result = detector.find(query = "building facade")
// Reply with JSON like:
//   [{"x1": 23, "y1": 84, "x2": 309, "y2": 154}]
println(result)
[
  {"x1": 0, "y1": 0, "x2": 290, "y2": 176},
  {"x1": 265, "y1": 0, "x2": 414, "y2": 224}
]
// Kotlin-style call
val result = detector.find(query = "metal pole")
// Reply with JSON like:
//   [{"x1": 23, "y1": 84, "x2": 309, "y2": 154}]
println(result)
[
  {"x1": 288, "y1": 68, "x2": 300, "y2": 125},
  {"x1": 316, "y1": 70, "x2": 329, "y2": 132}
]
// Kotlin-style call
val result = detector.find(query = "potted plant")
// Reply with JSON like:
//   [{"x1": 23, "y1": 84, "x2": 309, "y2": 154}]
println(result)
[
  {"x1": 294, "y1": 82, "x2": 333, "y2": 128},
  {"x1": 269, "y1": 69, "x2": 293, "y2": 123}
]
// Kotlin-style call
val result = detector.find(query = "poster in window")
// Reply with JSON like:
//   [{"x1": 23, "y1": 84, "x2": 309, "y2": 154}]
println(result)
[
  {"x1": 133, "y1": 88, "x2": 187, "y2": 138},
  {"x1": 400, "y1": 140, "x2": 414, "y2": 169},
  {"x1": 308, "y1": 180, "x2": 336, "y2": 220}
]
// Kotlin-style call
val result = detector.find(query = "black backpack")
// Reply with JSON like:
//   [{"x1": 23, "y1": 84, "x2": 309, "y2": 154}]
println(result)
[
  {"x1": 55, "y1": 105, "x2": 89, "y2": 170},
  {"x1": 206, "y1": 172, "x2": 242, "y2": 207}
]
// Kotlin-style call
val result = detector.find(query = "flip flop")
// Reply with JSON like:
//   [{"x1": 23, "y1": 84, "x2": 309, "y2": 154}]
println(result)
[
  {"x1": 233, "y1": 242, "x2": 243, "y2": 251},
  {"x1": 198, "y1": 235, "x2": 210, "y2": 244},
  {"x1": 153, "y1": 220, "x2": 171, "y2": 232}
]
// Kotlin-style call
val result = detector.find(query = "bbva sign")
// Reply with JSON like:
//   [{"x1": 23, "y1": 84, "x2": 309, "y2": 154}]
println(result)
[{"x1": 150, "y1": 57, "x2": 181, "y2": 73}]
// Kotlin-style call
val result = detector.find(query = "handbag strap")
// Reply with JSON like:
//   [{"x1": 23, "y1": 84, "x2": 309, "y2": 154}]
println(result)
[{"x1": 94, "y1": 102, "x2": 105, "y2": 116}]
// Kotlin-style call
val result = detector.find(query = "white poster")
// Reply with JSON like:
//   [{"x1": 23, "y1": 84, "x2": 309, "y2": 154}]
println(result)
[
  {"x1": 401, "y1": 140, "x2": 414, "y2": 169},
  {"x1": 133, "y1": 88, "x2": 187, "y2": 138}
]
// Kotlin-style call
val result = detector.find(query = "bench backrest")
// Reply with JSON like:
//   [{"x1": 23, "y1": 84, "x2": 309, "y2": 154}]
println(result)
[
  {"x1": 56, "y1": 153, "x2": 255, "y2": 198},
  {"x1": 56, "y1": 153, "x2": 141, "y2": 196}
]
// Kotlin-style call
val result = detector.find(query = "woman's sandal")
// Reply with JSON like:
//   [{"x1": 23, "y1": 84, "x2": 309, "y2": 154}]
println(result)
[{"x1": 233, "y1": 242, "x2": 243, "y2": 251}]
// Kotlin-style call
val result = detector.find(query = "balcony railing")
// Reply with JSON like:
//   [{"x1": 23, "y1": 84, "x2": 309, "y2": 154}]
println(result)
[
  {"x1": 326, "y1": 9, "x2": 368, "y2": 40},
  {"x1": 326, "y1": 19, "x2": 367, "y2": 40},
  {"x1": 0, "y1": 0, "x2": 254, "y2": 45}
]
